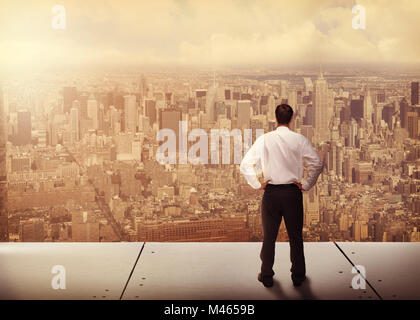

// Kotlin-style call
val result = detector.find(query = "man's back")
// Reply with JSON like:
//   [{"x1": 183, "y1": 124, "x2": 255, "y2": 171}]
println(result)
[{"x1": 240, "y1": 126, "x2": 323, "y2": 191}]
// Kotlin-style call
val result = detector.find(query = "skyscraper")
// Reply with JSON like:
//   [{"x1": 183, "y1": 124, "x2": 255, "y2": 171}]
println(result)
[
  {"x1": 206, "y1": 86, "x2": 217, "y2": 124},
  {"x1": 411, "y1": 82, "x2": 419, "y2": 106},
  {"x1": 63, "y1": 86, "x2": 78, "y2": 113},
  {"x1": 350, "y1": 99, "x2": 364, "y2": 121},
  {"x1": 17, "y1": 110, "x2": 31, "y2": 145},
  {"x1": 159, "y1": 109, "x2": 182, "y2": 143},
  {"x1": 87, "y1": 95, "x2": 98, "y2": 130},
  {"x1": 400, "y1": 97, "x2": 409, "y2": 128},
  {"x1": 407, "y1": 111, "x2": 419, "y2": 138},
  {"x1": 145, "y1": 99, "x2": 157, "y2": 125},
  {"x1": 312, "y1": 70, "x2": 330, "y2": 143},
  {"x1": 69, "y1": 106, "x2": 79, "y2": 143},
  {"x1": 237, "y1": 100, "x2": 251, "y2": 129},
  {"x1": 363, "y1": 87, "x2": 373, "y2": 123},
  {"x1": 124, "y1": 95, "x2": 137, "y2": 134},
  {"x1": 0, "y1": 86, "x2": 7, "y2": 241}
]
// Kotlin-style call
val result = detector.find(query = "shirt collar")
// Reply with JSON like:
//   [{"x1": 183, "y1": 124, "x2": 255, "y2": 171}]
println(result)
[{"x1": 276, "y1": 126, "x2": 290, "y2": 131}]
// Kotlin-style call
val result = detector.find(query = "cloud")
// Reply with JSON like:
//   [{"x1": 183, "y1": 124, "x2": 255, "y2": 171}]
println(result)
[{"x1": 0, "y1": 0, "x2": 419, "y2": 70}]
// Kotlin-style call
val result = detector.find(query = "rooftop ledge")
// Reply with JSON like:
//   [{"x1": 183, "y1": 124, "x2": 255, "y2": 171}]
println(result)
[{"x1": 0, "y1": 242, "x2": 418, "y2": 300}]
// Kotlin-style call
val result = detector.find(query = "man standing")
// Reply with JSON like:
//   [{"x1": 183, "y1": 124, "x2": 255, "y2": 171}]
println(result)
[{"x1": 240, "y1": 104, "x2": 323, "y2": 287}]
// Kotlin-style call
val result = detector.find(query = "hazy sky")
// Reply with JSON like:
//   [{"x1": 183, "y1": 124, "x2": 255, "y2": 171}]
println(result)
[{"x1": 1, "y1": 0, "x2": 419, "y2": 71}]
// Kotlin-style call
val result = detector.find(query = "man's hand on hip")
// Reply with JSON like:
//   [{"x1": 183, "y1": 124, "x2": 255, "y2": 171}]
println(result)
[
  {"x1": 260, "y1": 180, "x2": 271, "y2": 190},
  {"x1": 293, "y1": 181, "x2": 305, "y2": 191}
]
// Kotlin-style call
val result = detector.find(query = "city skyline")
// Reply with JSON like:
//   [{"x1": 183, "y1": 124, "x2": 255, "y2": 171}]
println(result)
[{"x1": 0, "y1": 66, "x2": 419, "y2": 243}]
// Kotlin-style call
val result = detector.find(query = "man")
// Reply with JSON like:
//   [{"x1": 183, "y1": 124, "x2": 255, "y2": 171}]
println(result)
[{"x1": 240, "y1": 104, "x2": 323, "y2": 288}]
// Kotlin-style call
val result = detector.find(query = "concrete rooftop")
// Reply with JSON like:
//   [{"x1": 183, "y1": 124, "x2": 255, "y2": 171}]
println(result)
[{"x1": 0, "y1": 242, "x2": 418, "y2": 300}]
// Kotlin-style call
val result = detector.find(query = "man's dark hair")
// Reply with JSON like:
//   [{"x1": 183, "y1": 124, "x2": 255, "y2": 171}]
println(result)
[{"x1": 275, "y1": 104, "x2": 293, "y2": 124}]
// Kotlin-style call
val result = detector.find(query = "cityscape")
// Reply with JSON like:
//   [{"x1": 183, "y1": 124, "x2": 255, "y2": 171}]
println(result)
[
  {"x1": 0, "y1": 67, "x2": 419, "y2": 243},
  {"x1": 0, "y1": 0, "x2": 419, "y2": 244}
]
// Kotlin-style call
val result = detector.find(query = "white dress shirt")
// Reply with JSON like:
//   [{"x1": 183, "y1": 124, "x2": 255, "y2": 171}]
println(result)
[{"x1": 240, "y1": 126, "x2": 324, "y2": 190}]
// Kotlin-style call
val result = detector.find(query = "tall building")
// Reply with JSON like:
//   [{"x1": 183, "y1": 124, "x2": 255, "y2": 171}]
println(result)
[
  {"x1": 69, "y1": 106, "x2": 79, "y2": 143},
  {"x1": 363, "y1": 87, "x2": 373, "y2": 123},
  {"x1": 279, "y1": 80, "x2": 288, "y2": 99},
  {"x1": 145, "y1": 99, "x2": 157, "y2": 125},
  {"x1": 411, "y1": 82, "x2": 419, "y2": 105},
  {"x1": 0, "y1": 86, "x2": 7, "y2": 241},
  {"x1": 206, "y1": 86, "x2": 217, "y2": 124},
  {"x1": 63, "y1": 86, "x2": 78, "y2": 113},
  {"x1": 407, "y1": 111, "x2": 419, "y2": 138},
  {"x1": 17, "y1": 110, "x2": 31, "y2": 145},
  {"x1": 237, "y1": 100, "x2": 251, "y2": 129},
  {"x1": 87, "y1": 95, "x2": 98, "y2": 130},
  {"x1": 350, "y1": 99, "x2": 364, "y2": 121},
  {"x1": 159, "y1": 109, "x2": 182, "y2": 143},
  {"x1": 124, "y1": 95, "x2": 137, "y2": 134},
  {"x1": 303, "y1": 77, "x2": 313, "y2": 94},
  {"x1": 312, "y1": 71, "x2": 330, "y2": 143},
  {"x1": 400, "y1": 97, "x2": 409, "y2": 128}
]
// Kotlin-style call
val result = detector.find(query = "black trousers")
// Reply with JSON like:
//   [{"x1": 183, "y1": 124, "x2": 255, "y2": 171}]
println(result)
[{"x1": 260, "y1": 183, "x2": 305, "y2": 279}]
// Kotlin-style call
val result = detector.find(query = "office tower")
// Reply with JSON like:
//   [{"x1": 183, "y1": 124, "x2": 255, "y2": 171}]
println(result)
[
  {"x1": 363, "y1": 87, "x2": 373, "y2": 123},
  {"x1": 159, "y1": 109, "x2": 182, "y2": 142},
  {"x1": 63, "y1": 86, "x2": 78, "y2": 113},
  {"x1": 400, "y1": 98, "x2": 409, "y2": 128},
  {"x1": 195, "y1": 89, "x2": 207, "y2": 111},
  {"x1": 69, "y1": 107, "x2": 79, "y2": 143},
  {"x1": 407, "y1": 111, "x2": 419, "y2": 138},
  {"x1": 78, "y1": 92, "x2": 89, "y2": 119},
  {"x1": 106, "y1": 91, "x2": 114, "y2": 110},
  {"x1": 206, "y1": 86, "x2": 217, "y2": 123},
  {"x1": 259, "y1": 95, "x2": 268, "y2": 114},
  {"x1": 17, "y1": 110, "x2": 31, "y2": 145},
  {"x1": 279, "y1": 80, "x2": 288, "y2": 99},
  {"x1": 303, "y1": 77, "x2": 313, "y2": 94},
  {"x1": 225, "y1": 89, "x2": 231, "y2": 100},
  {"x1": 303, "y1": 187, "x2": 319, "y2": 226},
  {"x1": 87, "y1": 95, "x2": 98, "y2": 129},
  {"x1": 411, "y1": 82, "x2": 419, "y2": 105},
  {"x1": 304, "y1": 105, "x2": 313, "y2": 125},
  {"x1": 350, "y1": 99, "x2": 364, "y2": 121},
  {"x1": 237, "y1": 100, "x2": 251, "y2": 129},
  {"x1": 145, "y1": 99, "x2": 157, "y2": 125},
  {"x1": 138, "y1": 74, "x2": 148, "y2": 98},
  {"x1": 312, "y1": 71, "x2": 330, "y2": 143},
  {"x1": 124, "y1": 95, "x2": 137, "y2": 134},
  {"x1": 287, "y1": 89, "x2": 297, "y2": 109},
  {"x1": 0, "y1": 86, "x2": 7, "y2": 241},
  {"x1": 109, "y1": 106, "x2": 120, "y2": 134},
  {"x1": 382, "y1": 104, "x2": 395, "y2": 130},
  {"x1": 214, "y1": 101, "x2": 226, "y2": 121}
]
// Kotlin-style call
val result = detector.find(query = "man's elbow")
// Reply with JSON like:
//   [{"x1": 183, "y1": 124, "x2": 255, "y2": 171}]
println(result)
[{"x1": 239, "y1": 161, "x2": 250, "y2": 176}]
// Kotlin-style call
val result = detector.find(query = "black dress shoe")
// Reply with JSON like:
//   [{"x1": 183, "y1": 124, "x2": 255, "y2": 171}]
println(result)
[
  {"x1": 258, "y1": 273, "x2": 274, "y2": 287},
  {"x1": 292, "y1": 275, "x2": 306, "y2": 287}
]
